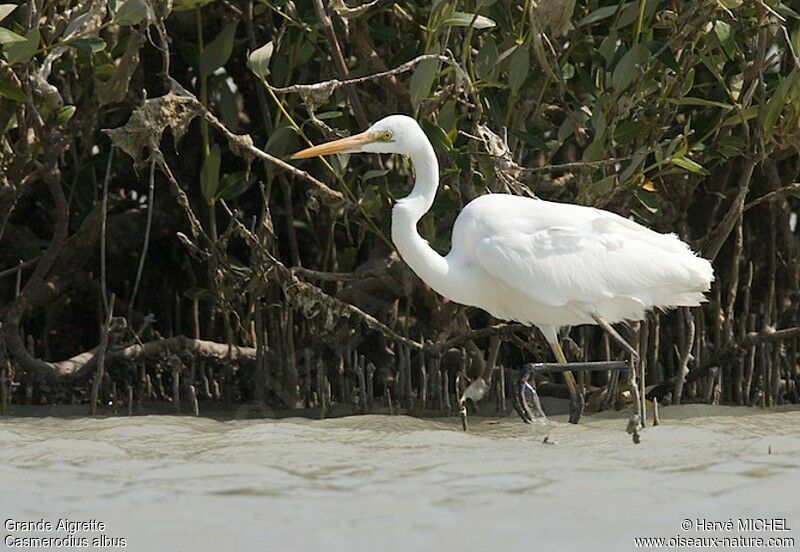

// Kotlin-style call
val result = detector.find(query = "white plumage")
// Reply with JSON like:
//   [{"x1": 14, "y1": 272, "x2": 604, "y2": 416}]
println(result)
[
  {"x1": 293, "y1": 114, "x2": 715, "y2": 422},
  {"x1": 453, "y1": 194, "x2": 713, "y2": 328}
]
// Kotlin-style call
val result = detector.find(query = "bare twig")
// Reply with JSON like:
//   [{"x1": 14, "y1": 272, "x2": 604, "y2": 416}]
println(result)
[
  {"x1": 701, "y1": 158, "x2": 755, "y2": 260},
  {"x1": 724, "y1": 216, "x2": 743, "y2": 343},
  {"x1": 129, "y1": 157, "x2": 156, "y2": 312},
  {"x1": 290, "y1": 266, "x2": 388, "y2": 282},
  {"x1": 89, "y1": 294, "x2": 115, "y2": 415},
  {"x1": 219, "y1": 202, "x2": 421, "y2": 350},
  {"x1": 196, "y1": 101, "x2": 352, "y2": 208},
  {"x1": 473, "y1": 152, "x2": 630, "y2": 173},
  {"x1": 271, "y1": 54, "x2": 458, "y2": 94},
  {"x1": 743, "y1": 327, "x2": 800, "y2": 348},
  {"x1": 1, "y1": 133, "x2": 71, "y2": 379},
  {"x1": 432, "y1": 323, "x2": 528, "y2": 354},
  {"x1": 100, "y1": 147, "x2": 114, "y2": 313},
  {"x1": 778, "y1": 23, "x2": 800, "y2": 69},
  {"x1": 744, "y1": 183, "x2": 800, "y2": 211},
  {"x1": 0, "y1": 258, "x2": 39, "y2": 280},
  {"x1": 311, "y1": 0, "x2": 368, "y2": 127},
  {"x1": 673, "y1": 308, "x2": 696, "y2": 405}
]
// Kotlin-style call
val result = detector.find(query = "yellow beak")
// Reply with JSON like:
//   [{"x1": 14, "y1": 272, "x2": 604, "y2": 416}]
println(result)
[{"x1": 291, "y1": 131, "x2": 376, "y2": 160}]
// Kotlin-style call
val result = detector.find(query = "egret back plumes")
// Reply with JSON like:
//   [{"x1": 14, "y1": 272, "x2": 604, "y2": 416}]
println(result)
[{"x1": 454, "y1": 193, "x2": 714, "y2": 327}]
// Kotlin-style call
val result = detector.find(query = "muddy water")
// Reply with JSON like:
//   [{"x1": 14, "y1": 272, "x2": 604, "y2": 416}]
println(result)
[{"x1": 1, "y1": 404, "x2": 799, "y2": 551}]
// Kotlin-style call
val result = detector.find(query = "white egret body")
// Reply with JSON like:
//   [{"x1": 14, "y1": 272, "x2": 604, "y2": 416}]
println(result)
[
  {"x1": 398, "y1": 192, "x2": 713, "y2": 331},
  {"x1": 293, "y1": 115, "x2": 714, "y2": 423}
]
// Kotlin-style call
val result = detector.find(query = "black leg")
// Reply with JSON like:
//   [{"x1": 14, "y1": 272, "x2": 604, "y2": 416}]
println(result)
[
  {"x1": 591, "y1": 314, "x2": 639, "y2": 360},
  {"x1": 513, "y1": 361, "x2": 628, "y2": 424},
  {"x1": 513, "y1": 365, "x2": 548, "y2": 424},
  {"x1": 565, "y1": 374, "x2": 585, "y2": 424},
  {"x1": 547, "y1": 337, "x2": 584, "y2": 424}
]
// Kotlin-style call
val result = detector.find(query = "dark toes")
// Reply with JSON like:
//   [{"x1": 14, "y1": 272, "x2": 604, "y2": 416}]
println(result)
[
  {"x1": 513, "y1": 366, "x2": 535, "y2": 424},
  {"x1": 568, "y1": 394, "x2": 585, "y2": 424}
]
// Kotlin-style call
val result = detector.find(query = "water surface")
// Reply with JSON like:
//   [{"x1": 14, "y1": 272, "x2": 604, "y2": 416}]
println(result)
[{"x1": 2, "y1": 404, "x2": 799, "y2": 551}]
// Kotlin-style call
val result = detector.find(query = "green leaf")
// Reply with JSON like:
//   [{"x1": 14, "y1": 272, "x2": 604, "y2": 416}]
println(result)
[
  {"x1": 598, "y1": 31, "x2": 618, "y2": 65},
  {"x1": 199, "y1": 22, "x2": 237, "y2": 78},
  {"x1": 709, "y1": 135, "x2": 745, "y2": 159},
  {"x1": 264, "y1": 125, "x2": 293, "y2": 158},
  {"x1": 617, "y1": 0, "x2": 658, "y2": 28},
  {"x1": 4, "y1": 28, "x2": 39, "y2": 64},
  {"x1": 583, "y1": 140, "x2": 605, "y2": 162},
  {"x1": 670, "y1": 155, "x2": 708, "y2": 175},
  {"x1": 614, "y1": 120, "x2": 642, "y2": 146},
  {"x1": 673, "y1": 96, "x2": 734, "y2": 109},
  {"x1": 409, "y1": 56, "x2": 438, "y2": 108},
  {"x1": 63, "y1": 12, "x2": 91, "y2": 38},
  {"x1": 576, "y1": 4, "x2": 630, "y2": 27},
  {"x1": 495, "y1": 44, "x2": 518, "y2": 68},
  {"x1": 474, "y1": 38, "x2": 498, "y2": 80},
  {"x1": 635, "y1": 188, "x2": 659, "y2": 214},
  {"x1": 173, "y1": 0, "x2": 215, "y2": 12},
  {"x1": 216, "y1": 171, "x2": 252, "y2": 201},
  {"x1": 713, "y1": 20, "x2": 735, "y2": 60},
  {"x1": 315, "y1": 111, "x2": 342, "y2": 120},
  {"x1": 721, "y1": 105, "x2": 758, "y2": 126},
  {"x1": 763, "y1": 69, "x2": 799, "y2": 133},
  {"x1": 645, "y1": 40, "x2": 679, "y2": 72},
  {"x1": 777, "y1": 3, "x2": 800, "y2": 19},
  {"x1": 0, "y1": 79, "x2": 24, "y2": 101},
  {"x1": 361, "y1": 185, "x2": 382, "y2": 215},
  {"x1": 201, "y1": 144, "x2": 222, "y2": 203},
  {"x1": 95, "y1": 62, "x2": 116, "y2": 79},
  {"x1": 619, "y1": 151, "x2": 647, "y2": 183},
  {"x1": 611, "y1": 44, "x2": 649, "y2": 92},
  {"x1": 217, "y1": 79, "x2": 239, "y2": 131},
  {"x1": 72, "y1": 37, "x2": 107, "y2": 52},
  {"x1": 591, "y1": 105, "x2": 606, "y2": 138},
  {"x1": 55, "y1": 105, "x2": 76, "y2": 124},
  {"x1": 114, "y1": 0, "x2": 148, "y2": 26},
  {"x1": 96, "y1": 30, "x2": 144, "y2": 106},
  {"x1": 717, "y1": 0, "x2": 742, "y2": 8},
  {"x1": 557, "y1": 117, "x2": 575, "y2": 141},
  {"x1": 508, "y1": 44, "x2": 530, "y2": 94},
  {"x1": 587, "y1": 175, "x2": 616, "y2": 200},
  {"x1": 419, "y1": 118, "x2": 452, "y2": 152},
  {"x1": 439, "y1": 11, "x2": 496, "y2": 30},
  {"x1": 679, "y1": 67, "x2": 695, "y2": 98},
  {"x1": 247, "y1": 41, "x2": 273, "y2": 79},
  {"x1": 361, "y1": 169, "x2": 388, "y2": 183},
  {"x1": 0, "y1": 4, "x2": 17, "y2": 23},
  {"x1": 0, "y1": 27, "x2": 26, "y2": 45}
]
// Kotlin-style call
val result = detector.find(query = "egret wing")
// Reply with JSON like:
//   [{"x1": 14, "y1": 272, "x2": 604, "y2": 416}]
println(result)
[{"x1": 473, "y1": 213, "x2": 711, "y2": 310}]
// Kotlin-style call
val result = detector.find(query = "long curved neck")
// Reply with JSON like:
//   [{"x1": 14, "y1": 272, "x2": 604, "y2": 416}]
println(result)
[{"x1": 391, "y1": 141, "x2": 452, "y2": 296}]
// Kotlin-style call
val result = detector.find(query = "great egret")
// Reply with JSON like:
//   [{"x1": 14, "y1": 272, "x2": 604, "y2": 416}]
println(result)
[{"x1": 292, "y1": 115, "x2": 714, "y2": 424}]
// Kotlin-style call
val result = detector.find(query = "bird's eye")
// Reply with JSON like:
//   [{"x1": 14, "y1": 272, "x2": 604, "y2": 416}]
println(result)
[{"x1": 380, "y1": 130, "x2": 393, "y2": 142}]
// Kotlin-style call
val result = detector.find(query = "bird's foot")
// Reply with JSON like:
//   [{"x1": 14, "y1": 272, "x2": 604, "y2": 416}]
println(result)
[
  {"x1": 459, "y1": 403, "x2": 469, "y2": 432},
  {"x1": 513, "y1": 366, "x2": 548, "y2": 424},
  {"x1": 459, "y1": 377, "x2": 489, "y2": 405},
  {"x1": 568, "y1": 392, "x2": 585, "y2": 425},
  {"x1": 457, "y1": 377, "x2": 489, "y2": 432},
  {"x1": 627, "y1": 414, "x2": 642, "y2": 444}
]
